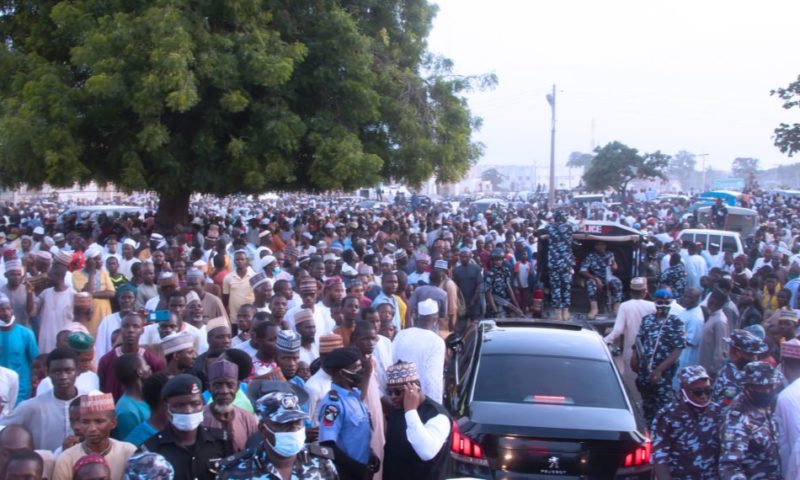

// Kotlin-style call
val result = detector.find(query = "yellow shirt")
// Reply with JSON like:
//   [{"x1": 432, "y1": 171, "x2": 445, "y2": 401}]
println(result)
[
  {"x1": 222, "y1": 267, "x2": 256, "y2": 321},
  {"x1": 71, "y1": 269, "x2": 115, "y2": 338}
]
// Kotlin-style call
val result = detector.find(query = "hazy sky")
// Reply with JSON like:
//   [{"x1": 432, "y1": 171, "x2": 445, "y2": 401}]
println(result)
[{"x1": 426, "y1": 0, "x2": 800, "y2": 179}]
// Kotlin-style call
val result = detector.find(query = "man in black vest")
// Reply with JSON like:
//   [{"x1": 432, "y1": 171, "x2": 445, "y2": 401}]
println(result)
[{"x1": 383, "y1": 361, "x2": 451, "y2": 480}]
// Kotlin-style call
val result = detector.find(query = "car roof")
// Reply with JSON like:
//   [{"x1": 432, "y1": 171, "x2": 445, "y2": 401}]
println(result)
[
  {"x1": 479, "y1": 320, "x2": 609, "y2": 361},
  {"x1": 679, "y1": 228, "x2": 741, "y2": 236}
]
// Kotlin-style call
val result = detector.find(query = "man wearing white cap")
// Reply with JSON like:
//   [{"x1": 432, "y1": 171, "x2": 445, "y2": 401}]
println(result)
[
  {"x1": 777, "y1": 339, "x2": 800, "y2": 478},
  {"x1": 33, "y1": 251, "x2": 76, "y2": 354},
  {"x1": 392, "y1": 298, "x2": 445, "y2": 403},
  {"x1": 118, "y1": 239, "x2": 141, "y2": 280},
  {"x1": 0, "y1": 254, "x2": 34, "y2": 328},
  {"x1": 604, "y1": 277, "x2": 655, "y2": 380}
]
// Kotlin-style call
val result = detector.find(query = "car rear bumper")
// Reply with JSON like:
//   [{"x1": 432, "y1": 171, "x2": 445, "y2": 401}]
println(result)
[{"x1": 449, "y1": 456, "x2": 652, "y2": 479}]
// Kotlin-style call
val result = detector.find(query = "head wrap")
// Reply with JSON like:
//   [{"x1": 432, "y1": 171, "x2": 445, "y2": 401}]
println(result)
[
  {"x1": 84, "y1": 244, "x2": 103, "y2": 259},
  {"x1": 116, "y1": 283, "x2": 138, "y2": 298}
]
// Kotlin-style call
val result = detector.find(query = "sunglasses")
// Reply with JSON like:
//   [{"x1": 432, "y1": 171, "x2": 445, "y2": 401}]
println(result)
[{"x1": 689, "y1": 388, "x2": 713, "y2": 397}]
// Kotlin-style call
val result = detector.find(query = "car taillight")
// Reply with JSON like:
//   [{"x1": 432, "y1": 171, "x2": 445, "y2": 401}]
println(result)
[
  {"x1": 623, "y1": 433, "x2": 652, "y2": 467},
  {"x1": 451, "y1": 422, "x2": 484, "y2": 459}
]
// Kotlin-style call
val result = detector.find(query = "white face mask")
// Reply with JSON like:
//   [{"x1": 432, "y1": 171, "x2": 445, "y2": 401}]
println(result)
[
  {"x1": 0, "y1": 316, "x2": 15, "y2": 328},
  {"x1": 170, "y1": 410, "x2": 205, "y2": 432},
  {"x1": 265, "y1": 424, "x2": 306, "y2": 457},
  {"x1": 681, "y1": 388, "x2": 711, "y2": 409}
]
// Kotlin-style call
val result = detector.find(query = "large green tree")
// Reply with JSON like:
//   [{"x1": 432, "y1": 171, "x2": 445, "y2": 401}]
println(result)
[
  {"x1": 0, "y1": 0, "x2": 494, "y2": 229},
  {"x1": 480, "y1": 167, "x2": 505, "y2": 191},
  {"x1": 566, "y1": 151, "x2": 594, "y2": 169},
  {"x1": 773, "y1": 76, "x2": 800, "y2": 156},
  {"x1": 582, "y1": 141, "x2": 669, "y2": 195}
]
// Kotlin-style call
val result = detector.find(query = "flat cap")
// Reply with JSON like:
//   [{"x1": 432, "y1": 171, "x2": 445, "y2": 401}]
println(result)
[
  {"x1": 726, "y1": 329, "x2": 768, "y2": 355},
  {"x1": 161, "y1": 373, "x2": 202, "y2": 398}
]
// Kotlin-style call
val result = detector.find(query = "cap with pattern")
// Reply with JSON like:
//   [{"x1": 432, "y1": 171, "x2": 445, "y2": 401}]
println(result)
[
  {"x1": 160, "y1": 332, "x2": 194, "y2": 355},
  {"x1": 54, "y1": 250, "x2": 73, "y2": 266},
  {"x1": 781, "y1": 338, "x2": 800, "y2": 360},
  {"x1": 276, "y1": 330, "x2": 301, "y2": 353},
  {"x1": 742, "y1": 361, "x2": 781, "y2": 386},
  {"x1": 678, "y1": 365, "x2": 709, "y2": 386},
  {"x1": 249, "y1": 271, "x2": 269, "y2": 289},
  {"x1": 74, "y1": 292, "x2": 93, "y2": 307},
  {"x1": 157, "y1": 272, "x2": 177, "y2": 286},
  {"x1": 124, "y1": 452, "x2": 175, "y2": 480},
  {"x1": 255, "y1": 391, "x2": 308, "y2": 424},
  {"x1": 294, "y1": 308, "x2": 314, "y2": 326},
  {"x1": 434, "y1": 259, "x2": 448, "y2": 270},
  {"x1": 208, "y1": 358, "x2": 239, "y2": 381},
  {"x1": 386, "y1": 361, "x2": 420, "y2": 386},
  {"x1": 319, "y1": 333, "x2": 344, "y2": 354},
  {"x1": 80, "y1": 391, "x2": 115, "y2": 414},
  {"x1": 779, "y1": 309, "x2": 799, "y2": 324},
  {"x1": 185, "y1": 268, "x2": 204, "y2": 281},
  {"x1": 394, "y1": 250, "x2": 408, "y2": 260},
  {"x1": 299, "y1": 278, "x2": 317, "y2": 294},
  {"x1": 630, "y1": 277, "x2": 647, "y2": 291},
  {"x1": 3, "y1": 260, "x2": 21, "y2": 273},
  {"x1": 68, "y1": 332, "x2": 95, "y2": 352},
  {"x1": 726, "y1": 329, "x2": 768, "y2": 355}
]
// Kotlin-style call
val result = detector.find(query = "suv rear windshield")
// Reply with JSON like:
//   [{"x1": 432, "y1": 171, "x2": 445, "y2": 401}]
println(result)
[{"x1": 473, "y1": 354, "x2": 627, "y2": 409}]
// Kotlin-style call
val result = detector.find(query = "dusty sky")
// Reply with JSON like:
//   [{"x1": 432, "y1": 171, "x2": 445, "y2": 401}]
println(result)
[{"x1": 426, "y1": 0, "x2": 800, "y2": 178}]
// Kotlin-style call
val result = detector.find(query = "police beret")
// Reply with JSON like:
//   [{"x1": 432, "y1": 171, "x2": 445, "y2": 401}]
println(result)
[
  {"x1": 161, "y1": 373, "x2": 202, "y2": 398},
  {"x1": 322, "y1": 347, "x2": 361, "y2": 370}
]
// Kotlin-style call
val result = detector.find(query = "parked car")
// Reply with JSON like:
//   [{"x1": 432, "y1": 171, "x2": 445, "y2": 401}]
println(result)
[
  {"x1": 694, "y1": 206, "x2": 758, "y2": 238},
  {"x1": 445, "y1": 319, "x2": 653, "y2": 479},
  {"x1": 678, "y1": 228, "x2": 744, "y2": 256}
]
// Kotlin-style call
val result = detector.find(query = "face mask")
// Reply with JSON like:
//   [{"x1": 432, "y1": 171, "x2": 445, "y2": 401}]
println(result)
[
  {"x1": 656, "y1": 305, "x2": 670, "y2": 315},
  {"x1": 265, "y1": 424, "x2": 306, "y2": 457},
  {"x1": 0, "y1": 316, "x2": 14, "y2": 328},
  {"x1": 681, "y1": 388, "x2": 710, "y2": 409},
  {"x1": 170, "y1": 410, "x2": 205, "y2": 432},
  {"x1": 746, "y1": 389, "x2": 775, "y2": 408},
  {"x1": 273, "y1": 267, "x2": 281, "y2": 275},
  {"x1": 342, "y1": 368, "x2": 365, "y2": 386}
]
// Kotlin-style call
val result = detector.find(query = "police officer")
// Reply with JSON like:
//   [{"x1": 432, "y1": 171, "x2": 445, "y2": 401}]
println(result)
[
  {"x1": 317, "y1": 348, "x2": 379, "y2": 480},
  {"x1": 543, "y1": 210, "x2": 573, "y2": 321},
  {"x1": 719, "y1": 361, "x2": 782, "y2": 480},
  {"x1": 483, "y1": 248, "x2": 518, "y2": 317},
  {"x1": 632, "y1": 289, "x2": 686, "y2": 425},
  {"x1": 143, "y1": 373, "x2": 231, "y2": 480},
  {"x1": 580, "y1": 240, "x2": 623, "y2": 319},
  {"x1": 712, "y1": 329, "x2": 767, "y2": 412},
  {"x1": 217, "y1": 389, "x2": 338, "y2": 479},
  {"x1": 651, "y1": 365, "x2": 723, "y2": 479}
]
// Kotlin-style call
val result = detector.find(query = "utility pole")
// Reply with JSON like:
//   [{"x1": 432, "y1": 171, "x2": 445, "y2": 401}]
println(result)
[
  {"x1": 547, "y1": 85, "x2": 556, "y2": 208},
  {"x1": 697, "y1": 153, "x2": 709, "y2": 191}
]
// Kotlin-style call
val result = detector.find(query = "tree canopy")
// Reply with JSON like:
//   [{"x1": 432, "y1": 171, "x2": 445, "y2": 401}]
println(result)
[
  {"x1": 731, "y1": 157, "x2": 760, "y2": 177},
  {"x1": 582, "y1": 141, "x2": 669, "y2": 194},
  {"x1": 773, "y1": 76, "x2": 800, "y2": 157},
  {"x1": 0, "y1": 0, "x2": 494, "y2": 228},
  {"x1": 566, "y1": 151, "x2": 594, "y2": 169},
  {"x1": 480, "y1": 168, "x2": 505, "y2": 190}
]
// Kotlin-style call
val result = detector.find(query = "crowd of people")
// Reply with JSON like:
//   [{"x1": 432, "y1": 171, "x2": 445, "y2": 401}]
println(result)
[{"x1": 0, "y1": 188, "x2": 797, "y2": 479}]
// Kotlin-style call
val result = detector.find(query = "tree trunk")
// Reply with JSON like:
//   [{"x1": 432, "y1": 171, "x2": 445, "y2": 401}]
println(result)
[{"x1": 154, "y1": 190, "x2": 191, "y2": 234}]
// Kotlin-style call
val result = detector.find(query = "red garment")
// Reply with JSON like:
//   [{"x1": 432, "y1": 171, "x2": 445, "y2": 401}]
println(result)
[{"x1": 98, "y1": 347, "x2": 165, "y2": 401}]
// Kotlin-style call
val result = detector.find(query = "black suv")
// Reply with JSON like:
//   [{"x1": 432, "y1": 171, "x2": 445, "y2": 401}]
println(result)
[{"x1": 445, "y1": 319, "x2": 653, "y2": 479}]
